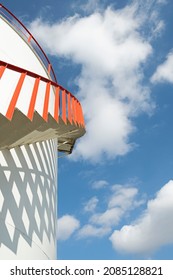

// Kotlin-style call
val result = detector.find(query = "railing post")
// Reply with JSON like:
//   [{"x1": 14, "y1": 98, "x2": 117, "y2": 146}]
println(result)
[
  {"x1": 68, "y1": 93, "x2": 72, "y2": 124},
  {"x1": 0, "y1": 65, "x2": 7, "y2": 78},
  {"x1": 54, "y1": 86, "x2": 60, "y2": 122},
  {"x1": 28, "y1": 34, "x2": 32, "y2": 43},
  {"x1": 62, "y1": 90, "x2": 67, "y2": 124},
  {"x1": 48, "y1": 64, "x2": 51, "y2": 74},
  {"x1": 43, "y1": 82, "x2": 51, "y2": 121},
  {"x1": 6, "y1": 72, "x2": 27, "y2": 120},
  {"x1": 27, "y1": 77, "x2": 40, "y2": 120},
  {"x1": 72, "y1": 97, "x2": 77, "y2": 125}
]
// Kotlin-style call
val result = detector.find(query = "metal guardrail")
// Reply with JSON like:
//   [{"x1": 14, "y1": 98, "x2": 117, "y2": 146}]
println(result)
[{"x1": 0, "y1": 60, "x2": 85, "y2": 128}]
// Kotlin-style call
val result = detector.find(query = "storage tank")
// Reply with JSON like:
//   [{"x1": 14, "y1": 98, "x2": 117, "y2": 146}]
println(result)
[{"x1": 0, "y1": 4, "x2": 85, "y2": 259}]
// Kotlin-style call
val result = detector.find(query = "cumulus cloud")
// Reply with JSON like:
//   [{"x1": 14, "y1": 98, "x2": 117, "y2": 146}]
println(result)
[
  {"x1": 84, "y1": 196, "x2": 99, "y2": 212},
  {"x1": 151, "y1": 51, "x2": 173, "y2": 84},
  {"x1": 77, "y1": 224, "x2": 111, "y2": 238},
  {"x1": 91, "y1": 180, "x2": 109, "y2": 189},
  {"x1": 90, "y1": 185, "x2": 140, "y2": 226},
  {"x1": 109, "y1": 185, "x2": 138, "y2": 209},
  {"x1": 78, "y1": 184, "x2": 143, "y2": 238},
  {"x1": 30, "y1": 2, "x2": 152, "y2": 164},
  {"x1": 28, "y1": 0, "x2": 164, "y2": 163},
  {"x1": 90, "y1": 208, "x2": 124, "y2": 227},
  {"x1": 110, "y1": 180, "x2": 173, "y2": 255},
  {"x1": 57, "y1": 215, "x2": 80, "y2": 241}
]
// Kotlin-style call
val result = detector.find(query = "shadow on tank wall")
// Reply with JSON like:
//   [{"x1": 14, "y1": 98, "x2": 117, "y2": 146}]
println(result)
[{"x1": 0, "y1": 140, "x2": 57, "y2": 259}]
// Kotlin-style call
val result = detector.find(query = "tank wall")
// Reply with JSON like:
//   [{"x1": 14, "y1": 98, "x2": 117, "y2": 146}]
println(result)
[
  {"x1": 0, "y1": 139, "x2": 57, "y2": 259},
  {"x1": 0, "y1": 17, "x2": 49, "y2": 78},
  {"x1": 0, "y1": 17, "x2": 55, "y2": 117}
]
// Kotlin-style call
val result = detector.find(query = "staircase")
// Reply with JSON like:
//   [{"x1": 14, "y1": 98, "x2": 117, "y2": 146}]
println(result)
[{"x1": 0, "y1": 61, "x2": 85, "y2": 154}]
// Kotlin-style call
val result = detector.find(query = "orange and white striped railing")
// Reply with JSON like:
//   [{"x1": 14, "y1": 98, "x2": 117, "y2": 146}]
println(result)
[{"x1": 0, "y1": 60, "x2": 85, "y2": 128}]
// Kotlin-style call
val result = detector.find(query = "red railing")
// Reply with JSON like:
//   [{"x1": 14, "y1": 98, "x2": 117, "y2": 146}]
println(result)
[
  {"x1": 0, "y1": 3, "x2": 57, "y2": 82},
  {"x1": 0, "y1": 60, "x2": 85, "y2": 128}
]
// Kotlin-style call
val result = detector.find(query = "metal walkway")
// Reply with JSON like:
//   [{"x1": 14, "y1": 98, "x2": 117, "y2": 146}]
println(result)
[{"x1": 0, "y1": 61, "x2": 85, "y2": 154}]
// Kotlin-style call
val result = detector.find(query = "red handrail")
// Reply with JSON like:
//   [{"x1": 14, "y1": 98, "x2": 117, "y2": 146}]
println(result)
[
  {"x1": 0, "y1": 60, "x2": 85, "y2": 128},
  {"x1": 0, "y1": 60, "x2": 73, "y2": 93},
  {"x1": 0, "y1": 3, "x2": 57, "y2": 83}
]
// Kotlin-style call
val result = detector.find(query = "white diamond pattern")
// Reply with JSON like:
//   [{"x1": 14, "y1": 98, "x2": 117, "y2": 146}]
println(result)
[
  {"x1": 26, "y1": 183, "x2": 33, "y2": 205},
  {"x1": 22, "y1": 207, "x2": 30, "y2": 234},
  {"x1": 0, "y1": 189, "x2": 4, "y2": 212},
  {"x1": 12, "y1": 182, "x2": 21, "y2": 207}
]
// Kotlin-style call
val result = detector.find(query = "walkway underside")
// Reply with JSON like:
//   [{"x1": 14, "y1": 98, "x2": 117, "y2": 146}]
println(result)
[{"x1": 0, "y1": 109, "x2": 84, "y2": 154}]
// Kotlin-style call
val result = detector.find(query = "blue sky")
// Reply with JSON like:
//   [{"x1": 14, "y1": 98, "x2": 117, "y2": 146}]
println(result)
[{"x1": 2, "y1": 0, "x2": 173, "y2": 260}]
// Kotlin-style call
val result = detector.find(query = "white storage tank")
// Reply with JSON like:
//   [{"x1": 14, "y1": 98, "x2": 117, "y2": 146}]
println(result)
[{"x1": 0, "y1": 4, "x2": 85, "y2": 259}]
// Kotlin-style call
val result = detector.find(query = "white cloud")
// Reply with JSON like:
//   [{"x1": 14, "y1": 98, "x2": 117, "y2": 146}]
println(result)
[
  {"x1": 110, "y1": 180, "x2": 173, "y2": 255},
  {"x1": 84, "y1": 196, "x2": 99, "y2": 212},
  {"x1": 91, "y1": 180, "x2": 109, "y2": 189},
  {"x1": 151, "y1": 51, "x2": 173, "y2": 84},
  {"x1": 29, "y1": 1, "x2": 160, "y2": 163},
  {"x1": 57, "y1": 215, "x2": 80, "y2": 241},
  {"x1": 77, "y1": 224, "x2": 111, "y2": 238},
  {"x1": 79, "y1": 0, "x2": 101, "y2": 13},
  {"x1": 90, "y1": 185, "x2": 140, "y2": 227},
  {"x1": 77, "y1": 184, "x2": 143, "y2": 238},
  {"x1": 109, "y1": 185, "x2": 138, "y2": 209},
  {"x1": 90, "y1": 207, "x2": 123, "y2": 227}
]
